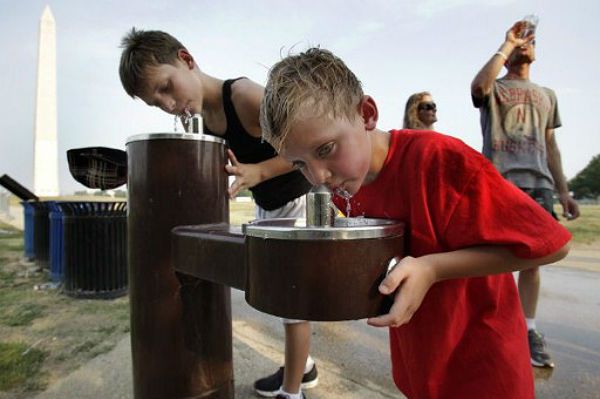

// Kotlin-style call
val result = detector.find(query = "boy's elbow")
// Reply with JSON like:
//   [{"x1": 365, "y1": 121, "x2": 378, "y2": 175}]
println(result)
[
  {"x1": 555, "y1": 241, "x2": 571, "y2": 262},
  {"x1": 545, "y1": 241, "x2": 571, "y2": 266},
  {"x1": 527, "y1": 241, "x2": 571, "y2": 270}
]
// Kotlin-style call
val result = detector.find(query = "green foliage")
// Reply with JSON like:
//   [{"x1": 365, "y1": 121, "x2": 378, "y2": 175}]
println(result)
[
  {"x1": 236, "y1": 188, "x2": 252, "y2": 197},
  {"x1": 569, "y1": 154, "x2": 600, "y2": 199},
  {"x1": 0, "y1": 342, "x2": 47, "y2": 390}
]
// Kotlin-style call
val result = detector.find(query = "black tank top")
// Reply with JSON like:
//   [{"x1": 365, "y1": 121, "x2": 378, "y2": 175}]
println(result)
[{"x1": 203, "y1": 78, "x2": 312, "y2": 210}]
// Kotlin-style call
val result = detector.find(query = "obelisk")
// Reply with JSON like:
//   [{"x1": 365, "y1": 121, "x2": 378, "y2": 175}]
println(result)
[{"x1": 33, "y1": 5, "x2": 59, "y2": 197}]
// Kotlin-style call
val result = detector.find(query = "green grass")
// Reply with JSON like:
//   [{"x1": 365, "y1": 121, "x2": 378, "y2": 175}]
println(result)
[
  {"x1": 557, "y1": 204, "x2": 600, "y2": 245},
  {"x1": 1, "y1": 303, "x2": 46, "y2": 327},
  {"x1": 0, "y1": 223, "x2": 131, "y2": 395},
  {"x1": 0, "y1": 342, "x2": 47, "y2": 390}
]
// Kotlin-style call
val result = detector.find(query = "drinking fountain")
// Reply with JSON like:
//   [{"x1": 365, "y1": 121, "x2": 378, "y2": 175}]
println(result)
[{"x1": 127, "y1": 117, "x2": 405, "y2": 398}]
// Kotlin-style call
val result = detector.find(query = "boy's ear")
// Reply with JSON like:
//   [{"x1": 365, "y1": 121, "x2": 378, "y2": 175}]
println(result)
[
  {"x1": 360, "y1": 95, "x2": 378, "y2": 131},
  {"x1": 177, "y1": 49, "x2": 195, "y2": 69}
]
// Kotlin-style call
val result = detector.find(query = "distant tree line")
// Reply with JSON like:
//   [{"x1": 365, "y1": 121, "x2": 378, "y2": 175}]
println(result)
[
  {"x1": 569, "y1": 154, "x2": 600, "y2": 199},
  {"x1": 73, "y1": 189, "x2": 127, "y2": 198},
  {"x1": 237, "y1": 188, "x2": 252, "y2": 197}
]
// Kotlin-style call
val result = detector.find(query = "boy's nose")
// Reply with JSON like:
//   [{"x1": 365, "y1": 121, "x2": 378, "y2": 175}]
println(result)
[
  {"x1": 158, "y1": 98, "x2": 176, "y2": 114},
  {"x1": 307, "y1": 164, "x2": 331, "y2": 186}
]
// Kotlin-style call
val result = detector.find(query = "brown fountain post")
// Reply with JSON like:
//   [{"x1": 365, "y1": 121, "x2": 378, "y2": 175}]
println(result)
[{"x1": 127, "y1": 132, "x2": 233, "y2": 399}]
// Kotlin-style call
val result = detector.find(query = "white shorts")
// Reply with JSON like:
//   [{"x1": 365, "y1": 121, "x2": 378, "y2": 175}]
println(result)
[
  {"x1": 255, "y1": 195, "x2": 306, "y2": 220},
  {"x1": 256, "y1": 195, "x2": 307, "y2": 325}
]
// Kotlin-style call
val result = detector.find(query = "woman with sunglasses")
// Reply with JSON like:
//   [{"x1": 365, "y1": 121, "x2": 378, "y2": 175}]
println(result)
[{"x1": 403, "y1": 91, "x2": 437, "y2": 130}]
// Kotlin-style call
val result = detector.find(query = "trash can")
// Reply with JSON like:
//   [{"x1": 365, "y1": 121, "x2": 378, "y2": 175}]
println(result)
[
  {"x1": 61, "y1": 201, "x2": 128, "y2": 299},
  {"x1": 48, "y1": 202, "x2": 64, "y2": 282},
  {"x1": 31, "y1": 201, "x2": 52, "y2": 270},
  {"x1": 22, "y1": 201, "x2": 35, "y2": 260}
]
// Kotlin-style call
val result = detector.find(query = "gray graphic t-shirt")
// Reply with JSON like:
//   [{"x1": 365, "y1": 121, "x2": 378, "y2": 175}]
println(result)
[{"x1": 473, "y1": 77, "x2": 561, "y2": 189}]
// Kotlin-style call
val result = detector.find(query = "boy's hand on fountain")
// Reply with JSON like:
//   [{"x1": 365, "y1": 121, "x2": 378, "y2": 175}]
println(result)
[
  {"x1": 367, "y1": 256, "x2": 436, "y2": 328},
  {"x1": 225, "y1": 149, "x2": 263, "y2": 198}
]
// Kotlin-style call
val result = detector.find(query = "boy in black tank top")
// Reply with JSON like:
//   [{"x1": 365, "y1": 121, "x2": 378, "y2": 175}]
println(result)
[{"x1": 119, "y1": 29, "x2": 316, "y2": 399}]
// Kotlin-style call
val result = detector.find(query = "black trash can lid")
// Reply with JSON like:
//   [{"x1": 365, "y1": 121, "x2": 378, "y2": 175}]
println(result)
[{"x1": 66, "y1": 147, "x2": 127, "y2": 190}]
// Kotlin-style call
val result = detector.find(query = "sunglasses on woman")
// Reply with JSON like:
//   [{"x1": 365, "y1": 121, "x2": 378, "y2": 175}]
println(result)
[{"x1": 418, "y1": 102, "x2": 437, "y2": 111}]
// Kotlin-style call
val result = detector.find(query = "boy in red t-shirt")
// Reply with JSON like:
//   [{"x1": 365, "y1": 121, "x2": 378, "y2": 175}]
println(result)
[{"x1": 259, "y1": 48, "x2": 571, "y2": 399}]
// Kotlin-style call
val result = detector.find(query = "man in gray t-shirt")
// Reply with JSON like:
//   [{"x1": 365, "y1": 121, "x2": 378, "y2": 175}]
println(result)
[{"x1": 471, "y1": 19, "x2": 580, "y2": 369}]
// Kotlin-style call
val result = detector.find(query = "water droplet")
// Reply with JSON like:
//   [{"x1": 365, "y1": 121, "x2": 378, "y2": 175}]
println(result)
[
  {"x1": 334, "y1": 187, "x2": 353, "y2": 217},
  {"x1": 179, "y1": 109, "x2": 193, "y2": 132}
]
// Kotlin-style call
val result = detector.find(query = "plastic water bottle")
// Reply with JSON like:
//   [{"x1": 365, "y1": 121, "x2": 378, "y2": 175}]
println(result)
[{"x1": 520, "y1": 14, "x2": 539, "y2": 39}]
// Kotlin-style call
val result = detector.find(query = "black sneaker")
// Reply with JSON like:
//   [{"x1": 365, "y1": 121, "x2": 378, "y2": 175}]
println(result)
[
  {"x1": 528, "y1": 329, "x2": 555, "y2": 368},
  {"x1": 254, "y1": 364, "x2": 319, "y2": 397},
  {"x1": 275, "y1": 394, "x2": 308, "y2": 399}
]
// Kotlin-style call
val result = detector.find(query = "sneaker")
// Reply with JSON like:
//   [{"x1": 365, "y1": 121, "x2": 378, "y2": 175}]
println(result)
[
  {"x1": 528, "y1": 329, "x2": 555, "y2": 368},
  {"x1": 254, "y1": 364, "x2": 319, "y2": 397},
  {"x1": 275, "y1": 394, "x2": 308, "y2": 399}
]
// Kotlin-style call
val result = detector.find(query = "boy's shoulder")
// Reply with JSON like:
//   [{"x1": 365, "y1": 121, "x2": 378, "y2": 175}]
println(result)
[
  {"x1": 391, "y1": 129, "x2": 488, "y2": 176},
  {"x1": 227, "y1": 78, "x2": 265, "y2": 137},
  {"x1": 229, "y1": 78, "x2": 264, "y2": 112},
  {"x1": 230, "y1": 78, "x2": 263, "y2": 101},
  {"x1": 393, "y1": 129, "x2": 472, "y2": 154}
]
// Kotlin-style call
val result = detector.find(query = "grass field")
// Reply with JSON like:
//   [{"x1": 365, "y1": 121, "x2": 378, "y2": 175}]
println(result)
[
  {"x1": 0, "y1": 220, "x2": 129, "y2": 397},
  {"x1": 557, "y1": 204, "x2": 600, "y2": 245}
]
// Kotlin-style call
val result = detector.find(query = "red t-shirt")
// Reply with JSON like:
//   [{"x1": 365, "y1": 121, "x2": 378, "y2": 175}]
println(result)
[{"x1": 332, "y1": 130, "x2": 571, "y2": 399}]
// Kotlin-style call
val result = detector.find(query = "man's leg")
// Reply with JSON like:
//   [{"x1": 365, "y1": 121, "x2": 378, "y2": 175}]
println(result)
[
  {"x1": 518, "y1": 266, "x2": 540, "y2": 320},
  {"x1": 519, "y1": 188, "x2": 556, "y2": 368}
]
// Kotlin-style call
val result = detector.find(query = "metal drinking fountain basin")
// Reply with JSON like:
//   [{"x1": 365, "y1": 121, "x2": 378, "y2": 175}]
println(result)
[{"x1": 173, "y1": 215, "x2": 405, "y2": 321}]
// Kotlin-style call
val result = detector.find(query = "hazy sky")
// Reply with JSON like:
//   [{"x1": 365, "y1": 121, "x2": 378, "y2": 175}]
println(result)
[{"x1": 1, "y1": 0, "x2": 598, "y2": 194}]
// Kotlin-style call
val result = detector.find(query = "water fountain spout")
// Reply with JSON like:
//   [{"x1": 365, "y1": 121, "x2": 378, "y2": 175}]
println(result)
[{"x1": 306, "y1": 185, "x2": 335, "y2": 227}]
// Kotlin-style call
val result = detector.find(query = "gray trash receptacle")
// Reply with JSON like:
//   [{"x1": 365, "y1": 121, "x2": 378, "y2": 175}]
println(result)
[{"x1": 61, "y1": 201, "x2": 127, "y2": 299}]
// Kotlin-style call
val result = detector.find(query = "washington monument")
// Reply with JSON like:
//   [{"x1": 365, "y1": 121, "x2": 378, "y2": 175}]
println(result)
[{"x1": 33, "y1": 5, "x2": 59, "y2": 196}]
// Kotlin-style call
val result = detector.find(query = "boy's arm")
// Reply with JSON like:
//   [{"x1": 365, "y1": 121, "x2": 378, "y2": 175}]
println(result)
[
  {"x1": 470, "y1": 21, "x2": 531, "y2": 102},
  {"x1": 225, "y1": 149, "x2": 298, "y2": 198},
  {"x1": 368, "y1": 243, "x2": 570, "y2": 328},
  {"x1": 546, "y1": 128, "x2": 580, "y2": 220}
]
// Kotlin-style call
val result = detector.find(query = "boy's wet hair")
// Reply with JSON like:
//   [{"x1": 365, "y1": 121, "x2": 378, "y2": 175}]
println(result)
[
  {"x1": 260, "y1": 48, "x2": 364, "y2": 151},
  {"x1": 119, "y1": 28, "x2": 186, "y2": 98}
]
